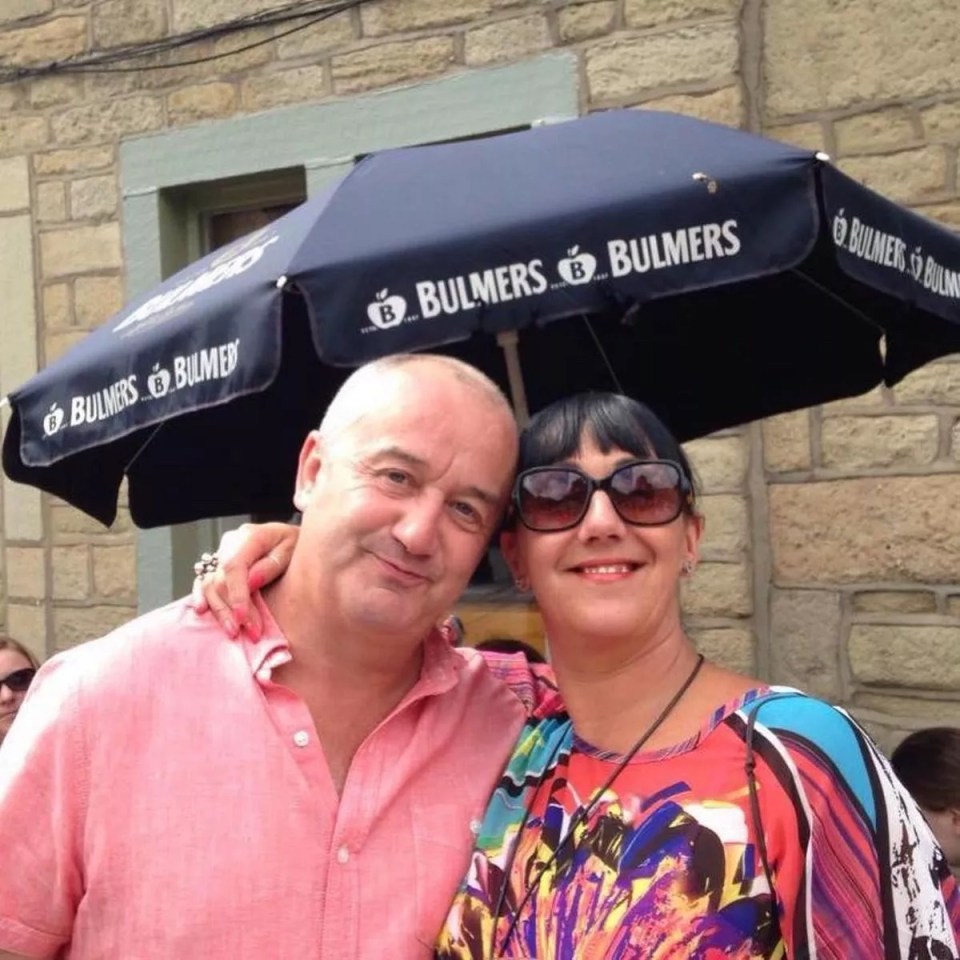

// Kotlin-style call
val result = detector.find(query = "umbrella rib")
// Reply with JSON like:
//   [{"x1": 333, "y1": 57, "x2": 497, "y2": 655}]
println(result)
[
  {"x1": 789, "y1": 266, "x2": 887, "y2": 336},
  {"x1": 581, "y1": 314, "x2": 625, "y2": 394},
  {"x1": 122, "y1": 421, "x2": 166, "y2": 475}
]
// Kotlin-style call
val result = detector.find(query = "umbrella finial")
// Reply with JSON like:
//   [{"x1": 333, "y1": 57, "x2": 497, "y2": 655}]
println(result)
[{"x1": 692, "y1": 172, "x2": 718, "y2": 194}]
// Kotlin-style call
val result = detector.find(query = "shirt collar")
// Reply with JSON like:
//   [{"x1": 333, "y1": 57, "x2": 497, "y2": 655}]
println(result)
[{"x1": 240, "y1": 595, "x2": 463, "y2": 699}]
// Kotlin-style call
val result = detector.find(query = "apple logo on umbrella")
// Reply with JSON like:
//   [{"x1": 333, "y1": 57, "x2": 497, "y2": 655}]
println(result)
[
  {"x1": 147, "y1": 363, "x2": 172, "y2": 398},
  {"x1": 557, "y1": 246, "x2": 597, "y2": 286},
  {"x1": 43, "y1": 403, "x2": 65, "y2": 437},
  {"x1": 367, "y1": 289, "x2": 407, "y2": 330}
]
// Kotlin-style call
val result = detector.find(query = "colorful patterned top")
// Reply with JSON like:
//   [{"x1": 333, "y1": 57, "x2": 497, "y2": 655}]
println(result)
[{"x1": 436, "y1": 687, "x2": 960, "y2": 959}]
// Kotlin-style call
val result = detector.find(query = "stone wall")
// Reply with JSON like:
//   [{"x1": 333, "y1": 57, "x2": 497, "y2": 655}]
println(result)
[{"x1": 0, "y1": 0, "x2": 957, "y2": 749}]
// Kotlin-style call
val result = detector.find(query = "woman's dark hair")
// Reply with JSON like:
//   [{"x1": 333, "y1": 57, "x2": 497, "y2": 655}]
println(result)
[
  {"x1": 891, "y1": 727, "x2": 960, "y2": 811},
  {"x1": 516, "y1": 392, "x2": 698, "y2": 499},
  {"x1": 0, "y1": 635, "x2": 39, "y2": 671}
]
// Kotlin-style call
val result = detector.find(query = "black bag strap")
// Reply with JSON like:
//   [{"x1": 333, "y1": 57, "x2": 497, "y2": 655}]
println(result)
[{"x1": 744, "y1": 693, "x2": 798, "y2": 954}]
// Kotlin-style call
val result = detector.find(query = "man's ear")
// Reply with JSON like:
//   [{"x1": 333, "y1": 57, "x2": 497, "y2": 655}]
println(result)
[{"x1": 293, "y1": 431, "x2": 323, "y2": 513}]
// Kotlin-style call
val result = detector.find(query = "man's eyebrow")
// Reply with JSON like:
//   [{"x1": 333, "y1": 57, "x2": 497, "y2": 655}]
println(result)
[{"x1": 368, "y1": 447, "x2": 501, "y2": 507}]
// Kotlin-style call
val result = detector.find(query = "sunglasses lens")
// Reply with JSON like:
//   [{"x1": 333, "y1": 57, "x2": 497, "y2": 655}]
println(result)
[
  {"x1": 609, "y1": 462, "x2": 683, "y2": 525},
  {"x1": 517, "y1": 470, "x2": 589, "y2": 531},
  {"x1": 2, "y1": 668, "x2": 36, "y2": 693}
]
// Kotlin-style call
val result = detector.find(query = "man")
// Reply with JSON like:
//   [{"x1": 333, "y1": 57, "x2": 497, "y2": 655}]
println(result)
[{"x1": 0, "y1": 355, "x2": 535, "y2": 959}]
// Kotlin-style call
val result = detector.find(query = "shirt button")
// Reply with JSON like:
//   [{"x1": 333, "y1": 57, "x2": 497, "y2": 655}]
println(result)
[
  {"x1": 293, "y1": 730, "x2": 310, "y2": 748},
  {"x1": 337, "y1": 845, "x2": 350, "y2": 864}
]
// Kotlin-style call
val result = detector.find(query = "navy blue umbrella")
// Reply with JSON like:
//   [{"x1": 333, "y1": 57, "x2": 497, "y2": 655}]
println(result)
[{"x1": 4, "y1": 110, "x2": 960, "y2": 527}]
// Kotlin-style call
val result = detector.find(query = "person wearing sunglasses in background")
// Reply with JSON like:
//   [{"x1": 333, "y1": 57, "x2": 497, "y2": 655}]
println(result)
[
  {"x1": 0, "y1": 638, "x2": 38, "y2": 748},
  {"x1": 201, "y1": 392, "x2": 960, "y2": 958}
]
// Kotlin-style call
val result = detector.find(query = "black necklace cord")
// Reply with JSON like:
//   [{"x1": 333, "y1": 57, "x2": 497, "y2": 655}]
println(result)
[{"x1": 494, "y1": 652, "x2": 706, "y2": 957}]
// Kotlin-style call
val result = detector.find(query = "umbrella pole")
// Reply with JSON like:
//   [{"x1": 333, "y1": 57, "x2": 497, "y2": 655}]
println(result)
[{"x1": 496, "y1": 331, "x2": 530, "y2": 427}]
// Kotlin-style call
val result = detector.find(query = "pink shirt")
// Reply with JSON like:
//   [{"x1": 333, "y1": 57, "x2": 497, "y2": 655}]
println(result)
[{"x1": 0, "y1": 598, "x2": 536, "y2": 959}]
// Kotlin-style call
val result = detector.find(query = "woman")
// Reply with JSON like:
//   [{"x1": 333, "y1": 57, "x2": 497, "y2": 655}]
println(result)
[
  {"x1": 893, "y1": 727, "x2": 960, "y2": 867},
  {"x1": 199, "y1": 393, "x2": 960, "y2": 957},
  {"x1": 0, "y1": 636, "x2": 38, "y2": 746}
]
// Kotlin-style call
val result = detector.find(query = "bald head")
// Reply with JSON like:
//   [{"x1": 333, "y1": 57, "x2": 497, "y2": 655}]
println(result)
[{"x1": 319, "y1": 354, "x2": 516, "y2": 444}]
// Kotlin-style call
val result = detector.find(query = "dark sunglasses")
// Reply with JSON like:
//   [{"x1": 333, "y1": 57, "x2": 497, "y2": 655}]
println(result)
[
  {"x1": 0, "y1": 668, "x2": 36, "y2": 693},
  {"x1": 512, "y1": 459, "x2": 692, "y2": 533}
]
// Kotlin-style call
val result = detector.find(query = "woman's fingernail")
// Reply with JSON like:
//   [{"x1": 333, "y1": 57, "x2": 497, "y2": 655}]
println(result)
[{"x1": 223, "y1": 616, "x2": 238, "y2": 637}]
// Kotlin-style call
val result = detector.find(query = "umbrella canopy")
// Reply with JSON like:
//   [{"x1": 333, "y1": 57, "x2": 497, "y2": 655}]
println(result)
[{"x1": 4, "y1": 109, "x2": 960, "y2": 528}]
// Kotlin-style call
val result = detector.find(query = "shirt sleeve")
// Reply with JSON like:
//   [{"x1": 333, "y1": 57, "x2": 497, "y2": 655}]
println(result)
[
  {"x1": 0, "y1": 653, "x2": 88, "y2": 958},
  {"x1": 754, "y1": 695, "x2": 960, "y2": 959}
]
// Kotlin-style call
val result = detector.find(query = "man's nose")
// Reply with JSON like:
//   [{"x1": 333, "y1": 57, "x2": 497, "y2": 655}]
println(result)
[{"x1": 393, "y1": 491, "x2": 444, "y2": 557}]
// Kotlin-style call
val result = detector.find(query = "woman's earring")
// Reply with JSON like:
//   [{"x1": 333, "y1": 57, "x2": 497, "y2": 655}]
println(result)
[{"x1": 681, "y1": 558, "x2": 696, "y2": 577}]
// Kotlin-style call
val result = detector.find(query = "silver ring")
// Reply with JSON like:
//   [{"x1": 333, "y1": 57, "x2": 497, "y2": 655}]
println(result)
[{"x1": 193, "y1": 552, "x2": 219, "y2": 579}]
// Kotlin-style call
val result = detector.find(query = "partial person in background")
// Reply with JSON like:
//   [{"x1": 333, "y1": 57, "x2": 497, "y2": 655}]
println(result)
[
  {"x1": 473, "y1": 637, "x2": 546, "y2": 664},
  {"x1": 893, "y1": 727, "x2": 960, "y2": 867},
  {"x1": 0, "y1": 637, "x2": 38, "y2": 748}
]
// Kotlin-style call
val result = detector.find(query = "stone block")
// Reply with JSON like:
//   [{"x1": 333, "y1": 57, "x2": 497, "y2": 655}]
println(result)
[
  {"x1": 0, "y1": 157, "x2": 30, "y2": 213},
  {"x1": 29, "y1": 75, "x2": 85, "y2": 108},
  {"x1": 586, "y1": 22, "x2": 739, "y2": 105},
  {"x1": 7, "y1": 602, "x2": 46, "y2": 656},
  {"x1": 765, "y1": 122, "x2": 826, "y2": 153},
  {"x1": 921, "y1": 102, "x2": 960, "y2": 142},
  {"x1": 892, "y1": 361, "x2": 960, "y2": 406},
  {"x1": 0, "y1": 16, "x2": 87, "y2": 65},
  {"x1": 948, "y1": 595, "x2": 960, "y2": 617},
  {"x1": 770, "y1": 475, "x2": 960, "y2": 584},
  {"x1": 764, "y1": 0, "x2": 960, "y2": 116},
  {"x1": 624, "y1": 0, "x2": 737, "y2": 27},
  {"x1": 0, "y1": 0, "x2": 53, "y2": 23},
  {"x1": 51, "y1": 96, "x2": 164, "y2": 147},
  {"x1": 92, "y1": 545, "x2": 137, "y2": 600},
  {"x1": 69, "y1": 175, "x2": 119, "y2": 220},
  {"x1": 51, "y1": 545, "x2": 90, "y2": 601},
  {"x1": 954, "y1": 420, "x2": 960, "y2": 462},
  {"x1": 42, "y1": 283, "x2": 72, "y2": 329},
  {"x1": 556, "y1": 1, "x2": 617, "y2": 43},
  {"x1": 45, "y1": 330, "x2": 87, "y2": 364},
  {"x1": 93, "y1": 0, "x2": 167, "y2": 47},
  {"x1": 33, "y1": 145, "x2": 115, "y2": 176},
  {"x1": 53, "y1": 604, "x2": 134, "y2": 651},
  {"x1": 171, "y1": 0, "x2": 278, "y2": 32},
  {"x1": 762, "y1": 410, "x2": 810, "y2": 472},
  {"x1": 50, "y1": 501, "x2": 129, "y2": 538},
  {"x1": 240, "y1": 66, "x2": 327, "y2": 112},
  {"x1": 5, "y1": 547, "x2": 46, "y2": 601},
  {"x1": 834, "y1": 109, "x2": 919, "y2": 156},
  {"x1": 916, "y1": 202, "x2": 960, "y2": 230},
  {"x1": 275, "y1": 10, "x2": 355, "y2": 58},
  {"x1": 465, "y1": 14, "x2": 551, "y2": 66},
  {"x1": 2, "y1": 475, "x2": 43, "y2": 543},
  {"x1": 852, "y1": 590, "x2": 938, "y2": 614},
  {"x1": 683, "y1": 434, "x2": 747, "y2": 493},
  {"x1": 697, "y1": 494, "x2": 748, "y2": 558},
  {"x1": 167, "y1": 82, "x2": 238, "y2": 125},
  {"x1": 820, "y1": 415, "x2": 939, "y2": 469},
  {"x1": 74, "y1": 275, "x2": 123, "y2": 329},
  {"x1": 363, "y1": 0, "x2": 492, "y2": 35},
  {"x1": 40, "y1": 223, "x2": 122, "y2": 278},
  {"x1": 690, "y1": 626, "x2": 755, "y2": 675},
  {"x1": 849, "y1": 624, "x2": 960, "y2": 690},
  {"x1": 838, "y1": 147, "x2": 946, "y2": 204},
  {"x1": 682, "y1": 561, "x2": 752, "y2": 617},
  {"x1": 769, "y1": 588, "x2": 842, "y2": 700},
  {"x1": 36, "y1": 181, "x2": 67, "y2": 222},
  {"x1": 0, "y1": 115, "x2": 48, "y2": 154},
  {"x1": 821, "y1": 385, "x2": 886, "y2": 414},
  {"x1": 856, "y1": 691, "x2": 960, "y2": 727},
  {"x1": 332, "y1": 37, "x2": 455, "y2": 95},
  {"x1": 637, "y1": 86, "x2": 744, "y2": 126}
]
